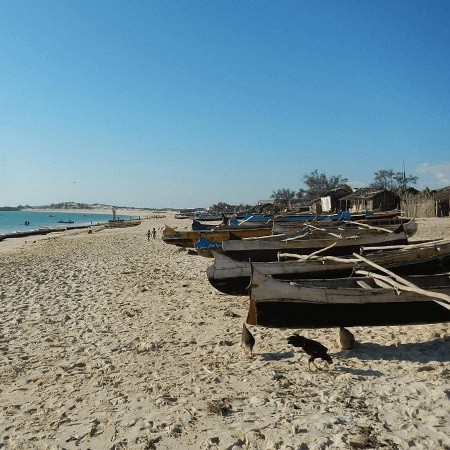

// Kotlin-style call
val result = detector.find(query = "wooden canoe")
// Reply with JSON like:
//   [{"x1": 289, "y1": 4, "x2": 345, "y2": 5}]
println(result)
[
  {"x1": 220, "y1": 225, "x2": 409, "y2": 262},
  {"x1": 162, "y1": 224, "x2": 273, "y2": 248},
  {"x1": 272, "y1": 218, "x2": 417, "y2": 237},
  {"x1": 247, "y1": 266, "x2": 450, "y2": 328},
  {"x1": 207, "y1": 240, "x2": 450, "y2": 295},
  {"x1": 192, "y1": 219, "x2": 273, "y2": 231}
]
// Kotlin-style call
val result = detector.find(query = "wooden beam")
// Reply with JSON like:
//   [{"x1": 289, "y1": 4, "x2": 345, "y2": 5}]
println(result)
[{"x1": 353, "y1": 253, "x2": 450, "y2": 310}]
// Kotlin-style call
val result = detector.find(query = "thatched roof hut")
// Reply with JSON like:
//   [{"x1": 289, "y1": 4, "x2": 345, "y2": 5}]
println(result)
[{"x1": 339, "y1": 188, "x2": 400, "y2": 212}]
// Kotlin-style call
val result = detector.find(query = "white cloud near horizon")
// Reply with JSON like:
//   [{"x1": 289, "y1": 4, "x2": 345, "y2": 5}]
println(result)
[{"x1": 417, "y1": 162, "x2": 450, "y2": 188}]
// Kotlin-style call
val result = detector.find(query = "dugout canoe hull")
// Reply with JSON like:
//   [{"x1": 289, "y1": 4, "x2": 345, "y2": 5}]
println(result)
[
  {"x1": 247, "y1": 268, "x2": 450, "y2": 328},
  {"x1": 162, "y1": 225, "x2": 273, "y2": 248},
  {"x1": 207, "y1": 240, "x2": 450, "y2": 295},
  {"x1": 221, "y1": 227, "x2": 409, "y2": 262}
]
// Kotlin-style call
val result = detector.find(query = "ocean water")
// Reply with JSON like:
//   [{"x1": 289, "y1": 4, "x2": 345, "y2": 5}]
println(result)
[{"x1": 0, "y1": 210, "x2": 136, "y2": 235}]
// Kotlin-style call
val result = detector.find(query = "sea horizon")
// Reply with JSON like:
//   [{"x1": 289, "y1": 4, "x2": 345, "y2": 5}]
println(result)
[{"x1": 0, "y1": 210, "x2": 139, "y2": 235}]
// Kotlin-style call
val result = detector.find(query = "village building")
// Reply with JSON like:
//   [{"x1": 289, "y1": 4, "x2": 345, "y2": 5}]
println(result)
[
  {"x1": 255, "y1": 199, "x2": 276, "y2": 214},
  {"x1": 310, "y1": 186, "x2": 353, "y2": 213},
  {"x1": 339, "y1": 188, "x2": 400, "y2": 212}
]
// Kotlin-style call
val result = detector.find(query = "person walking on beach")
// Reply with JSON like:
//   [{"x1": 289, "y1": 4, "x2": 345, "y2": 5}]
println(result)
[
  {"x1": 147, "y1": 230, "x2": 151, "y2": 241},
  {"x1": 152, "y1": 228, "x2": 156, "y2": 239}
]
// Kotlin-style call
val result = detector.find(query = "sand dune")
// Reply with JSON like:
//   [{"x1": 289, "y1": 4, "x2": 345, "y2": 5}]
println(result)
[{"x1": 1, "y1": 214, "x2": 449, "y2": 449}]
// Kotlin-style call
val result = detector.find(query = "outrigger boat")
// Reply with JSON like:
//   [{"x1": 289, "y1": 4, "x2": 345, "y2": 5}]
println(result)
[
  {"x1": 272, "y1": 217, "x2": 417, "y2": 237},
  {"x1": 220, "y1": 224, "x2": 409, "y2": 262},
  {"x1": 247, "y1": 261, "x2": 450, "y2": 328},
  {"x1": 207, "y1": 240, "x2": 450, "y2": 295},
  {"x1": 162, "y1": 224, "x2": 273, "y2": 248}
]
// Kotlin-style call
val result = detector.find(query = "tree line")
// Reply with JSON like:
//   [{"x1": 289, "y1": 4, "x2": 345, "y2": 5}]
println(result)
[
  {"x1": 272, "y1": 169, "x2": 418, "y2": 207},
  {"x1": 208, "y1": 168, "x2": 418, "y2": 213}
]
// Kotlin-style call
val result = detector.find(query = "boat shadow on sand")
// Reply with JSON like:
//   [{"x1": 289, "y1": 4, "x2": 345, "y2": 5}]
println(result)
[
  {"x1": 336, "y1": 367, "x2": 385, "y2": 377},
  {"x1": 336, "y1": 338, "x2": 450, "y2": 364},
  {"x1": 259, "y1": 338, "x2": 449, "y2": 377}
]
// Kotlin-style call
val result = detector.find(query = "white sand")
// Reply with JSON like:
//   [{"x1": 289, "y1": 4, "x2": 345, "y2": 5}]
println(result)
[{"x1": 0, "y1": 214, "x2": 449, "y2": 449}]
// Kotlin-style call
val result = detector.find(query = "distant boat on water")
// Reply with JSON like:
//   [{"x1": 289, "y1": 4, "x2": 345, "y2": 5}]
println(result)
[{"x1": 0, "y1": 210, "x2": 126, "y2": 236}]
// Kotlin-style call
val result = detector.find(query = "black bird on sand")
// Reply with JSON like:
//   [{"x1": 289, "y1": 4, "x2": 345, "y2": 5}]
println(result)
[
  {"x1": 339, "y1": 327, "x2": 356, "y2": 350},
  {"x1": 242, "y1": 323, "x2": 255, "y2": 357},
  {"x1": 287, "y1": 334, "x2": 333, "y2": 371}
]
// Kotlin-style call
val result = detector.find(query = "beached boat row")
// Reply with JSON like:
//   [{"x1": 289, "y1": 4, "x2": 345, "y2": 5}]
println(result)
[
  {"x1": 162, "y1": 224, "x2": 273, "y2": 248},
  {"x1": 163, "y1": 214, "x2": 417, "y2": 253},
  {"x1": 163, "y1": 211, "x2": 450, "y2": 329},
  {"x1": 207, "y1": 240, "x2": 450, "y2": 295}
]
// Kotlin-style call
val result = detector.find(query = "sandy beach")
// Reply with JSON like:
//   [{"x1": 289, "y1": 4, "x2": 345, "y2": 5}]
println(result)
[{"x1": 0, "y1": 214, "x2": 449, "y2": 449}]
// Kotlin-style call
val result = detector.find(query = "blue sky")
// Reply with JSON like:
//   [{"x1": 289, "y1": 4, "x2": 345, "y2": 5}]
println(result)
[{"x1": 0, "y1": 0, "x2": 449, "y2": 208}]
